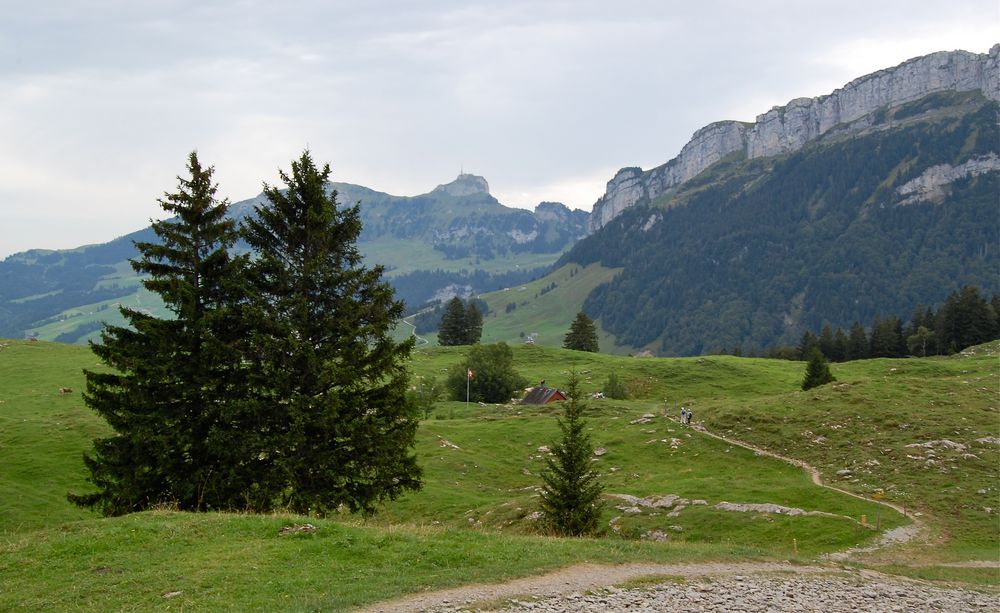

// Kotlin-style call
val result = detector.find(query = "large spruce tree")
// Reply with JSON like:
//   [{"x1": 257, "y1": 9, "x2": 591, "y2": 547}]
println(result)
[
  {"x1": 241, "y1": 150, "x2": 420, "y2": 515},
  {"x1": 438, "y1": 297, "x2": 468, "y2": 346},
  {"x1": 71, "y1": 152, "x2": 246, "y2": 515},
  {"x1": 538, "y1": 372, "x2": 604, "y2": 536},
  {"x1": 438, "y1": 297, "x2": 483, "y2": 345},
  {"x1": 465, "y1": 301, "x2": 484, "y2": 344},
  {"x1": 563, "y1": 311, "x2": 599, "y2": 352}
]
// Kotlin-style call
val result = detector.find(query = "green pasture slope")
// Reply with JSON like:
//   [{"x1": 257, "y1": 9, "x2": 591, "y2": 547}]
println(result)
[
  {"x1": 476, "y1": 263, "x2": 621, "y2": 348},
  {"x1": 0, "y1": 339, "x2": 996, "y2": 610}
]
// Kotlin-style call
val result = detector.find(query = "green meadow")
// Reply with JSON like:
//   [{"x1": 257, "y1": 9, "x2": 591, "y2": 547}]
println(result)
[{"x1": 0, "y1": 338, "x2": 996, "y2": 610}]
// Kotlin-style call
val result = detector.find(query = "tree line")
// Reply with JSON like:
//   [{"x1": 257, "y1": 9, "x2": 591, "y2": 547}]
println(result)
[
  {"x1": 69, "y1": 151, "x2": 420, "y2": 517},
  {"x1": 766, "y1": 285, "x2": 1000, "y2": 361}
]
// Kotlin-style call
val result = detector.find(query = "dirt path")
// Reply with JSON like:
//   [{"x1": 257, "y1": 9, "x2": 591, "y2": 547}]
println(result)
[
  {"x1": 357, "y1": 562, "x2": 834, "y2": 613},
  {"x1": 400, "y1": 315, "x2": 429, "y2": 347},
  {"x1": 359, "y1": 421, "x2": 993, "y2": 612},
  {"x1": 690, "y1": 421, "x2": 916, "y2": 518},
  {"x1": 685, "y1": 419, "x2": 928, "y2": 559}
]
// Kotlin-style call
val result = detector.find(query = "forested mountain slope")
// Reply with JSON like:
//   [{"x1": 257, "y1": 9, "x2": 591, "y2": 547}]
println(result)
[{"x1": 562, "y1": 91, "x2": 999, "y2": 355}]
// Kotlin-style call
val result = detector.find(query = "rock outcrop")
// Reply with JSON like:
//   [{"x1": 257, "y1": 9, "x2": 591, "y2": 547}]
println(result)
[
  {"x1": 589, "y1": 45, "x2": 1000, "y2": 232},
  {"x1": 895, "y1": 154, "x2": 1000, "y2": 206},
  {"x1": 431, "y1": 173, "x2": 490, "y2": 197}
]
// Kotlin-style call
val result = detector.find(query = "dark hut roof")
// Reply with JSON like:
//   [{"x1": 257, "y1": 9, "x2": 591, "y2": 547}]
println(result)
[{"x1": 520, "y1": 386, "x2": 568, "y2": 405}]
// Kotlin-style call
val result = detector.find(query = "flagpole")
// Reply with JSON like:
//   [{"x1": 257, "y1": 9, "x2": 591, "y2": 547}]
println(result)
[{"x1": 466, "y1": 369, "x2": 470, "y2": 411}]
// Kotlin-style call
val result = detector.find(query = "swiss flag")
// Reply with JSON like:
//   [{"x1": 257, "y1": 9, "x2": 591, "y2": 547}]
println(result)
[{"x1": 467, "y1": 369, "x2": 474, "y2": 379}]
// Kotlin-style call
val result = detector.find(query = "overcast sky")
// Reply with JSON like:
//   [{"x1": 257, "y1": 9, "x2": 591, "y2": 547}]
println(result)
[{"x1": 1, "y1": 1, "x2": 996, "y2": 258}]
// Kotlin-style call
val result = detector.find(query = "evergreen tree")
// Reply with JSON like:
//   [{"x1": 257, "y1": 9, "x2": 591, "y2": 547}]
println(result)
[
  {"x1": 798, "y1": 331, "x2": 819, "y2": 360},
  {"x1": 241, "y1": 150, "x2": 420, "y2": 515},
  {"x1": 538, "y1": 372, "x2": 604, "y2": 536},
  {"x1": 70, "y1": 152, "x2": 247, "y2": 515},
  {"x1": 438, "y1": 297, "x2": 469, "y2": 346},
  {"x1": 847, "y1": 321, "x2": 868, "y2": 360},
  {"x1": 818, "y1": 325, "x2": 835, "y2": 359},
  {"x1": 873, "y1": 316, "x2": 905, "y2": 357},
  {"x1": 465, "y1": 301, "x2": 483, "y2": 344},
  {"x1": 832, "y1": 328, "x2": 849, "y2": 362},
  {"x1": 563, "y1": 311, "x2": 599, "y2": 352},
  {"x1": 801, "y1": 348, "x2": 836, "y2": 391},
  {"x1": 953, "y1": 286, "x2": 998, "y2": 349},
  {"x1": 869, "y1": 315, "x2": 904, "y2": 358},
  {"x1": 437, "y1": 297, "x2": 483, "y2": 345},
  {"x1": 906, "y1": 304, "x2": 929, "y2": 339}
]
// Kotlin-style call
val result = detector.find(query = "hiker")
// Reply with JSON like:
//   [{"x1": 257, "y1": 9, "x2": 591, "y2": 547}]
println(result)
[
  {"x1": 680, "y1": 407, "x2": 687, "y2": 424},
  {"x1": 688, "y1": 409, "x2": 694, "y2": 424}
]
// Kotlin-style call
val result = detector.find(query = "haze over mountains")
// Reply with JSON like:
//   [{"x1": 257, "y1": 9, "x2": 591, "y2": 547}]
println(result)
[{"x1": 1, "y1": 45, "x2": 997, "y2": 355}]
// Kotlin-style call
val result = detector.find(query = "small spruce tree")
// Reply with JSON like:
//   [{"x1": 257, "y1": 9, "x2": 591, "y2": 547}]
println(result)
[
  {"x1": 538, "y1": 372, "x2": 604, "y2": 536},
  {"x1": 801, "y1": 348, "x2": 836, "y2": 391}
]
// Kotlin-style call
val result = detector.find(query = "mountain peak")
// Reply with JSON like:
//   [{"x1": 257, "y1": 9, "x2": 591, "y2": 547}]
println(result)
[{"x1": 431, "y1": 174, "x2": 490, "y2": 197}]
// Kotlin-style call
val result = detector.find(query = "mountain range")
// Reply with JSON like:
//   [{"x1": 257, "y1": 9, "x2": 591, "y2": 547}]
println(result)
[
  {"x1": 0, "y1": 177, "x2": 587, "y2": 342},
  {"x1": 1, "y1": 45, "x2": 997, "y2": 355}
]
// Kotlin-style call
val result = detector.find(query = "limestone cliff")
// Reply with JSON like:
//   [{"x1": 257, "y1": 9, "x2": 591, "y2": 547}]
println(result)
[
  {"x1": 895, "y1": 153, "x2": 1000, "y2": 206},
  {"x1": 589, "y1": 45, "x2": 1000, "y2": 233}
]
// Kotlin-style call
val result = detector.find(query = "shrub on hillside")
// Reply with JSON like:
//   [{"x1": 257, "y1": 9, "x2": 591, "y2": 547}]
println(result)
[{"x1": 447, "y1": 342, "x2": 527, "y2": 403}]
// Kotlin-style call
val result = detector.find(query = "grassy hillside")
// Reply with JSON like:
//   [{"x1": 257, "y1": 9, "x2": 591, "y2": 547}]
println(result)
[
  {"x1": 0, "y1": 512, "x2": 752, "y2": 611},
  {"x1": 0, "y1": 340, "x2": 996, "y2": 610},
  {"x1": 0, "y1": 340, "x2": 106, "y2": 531},
  {"x1": 476, "y1": 263, "x2": 621, "y2": 348},
  {"x1": 703, "y1": 344, "x2": 1000, "y2": 562}
]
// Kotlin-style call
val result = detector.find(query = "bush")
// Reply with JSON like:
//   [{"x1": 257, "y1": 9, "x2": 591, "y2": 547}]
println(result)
[
  {"x1": 447, "y1": 342, "x2": 527, "y2": 403},
  {"x1": 604, "y1": 372, "x2": 628, "y2": 399}
]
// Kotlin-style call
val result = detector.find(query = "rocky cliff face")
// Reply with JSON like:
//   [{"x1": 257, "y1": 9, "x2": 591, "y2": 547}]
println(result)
[
  {"x1": 589, "y1": 45, "x2": 1000, "y2": 233},
  {"x1": 895, "y1": 153, "x2": 1000, "y2": 206}
]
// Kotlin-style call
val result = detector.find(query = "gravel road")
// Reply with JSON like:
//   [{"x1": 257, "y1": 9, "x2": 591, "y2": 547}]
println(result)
[
  {"x1": 360, "y1": 563, "x2": 999, "y2": 612},
  {"x1": 454, "y1": 573, "x2": 998, "y2": 612}
]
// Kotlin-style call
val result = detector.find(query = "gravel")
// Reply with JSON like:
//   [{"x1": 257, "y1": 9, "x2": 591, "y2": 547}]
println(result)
[{"x1": 428, "y1": 574, "x2": 999, "y2": 612}]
